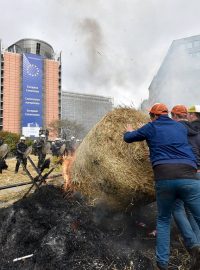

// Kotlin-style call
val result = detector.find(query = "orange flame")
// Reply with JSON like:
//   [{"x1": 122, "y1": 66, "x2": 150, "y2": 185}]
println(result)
[{"x1": 62, "y1": 152, "x2": 76, "y2": 191}]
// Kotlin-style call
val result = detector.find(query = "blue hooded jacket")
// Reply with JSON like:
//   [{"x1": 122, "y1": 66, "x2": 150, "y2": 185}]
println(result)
[{"x1": 123, "y1": 115, "x2": 197, "y2": 168}]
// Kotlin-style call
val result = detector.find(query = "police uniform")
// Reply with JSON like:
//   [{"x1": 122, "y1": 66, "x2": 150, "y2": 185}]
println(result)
[
  {"x1": 15, "y1": 137, "x2": 28, "y2": 173},
  {"x1": 36, "y1": 136, "x2": 46, "y2": 169}
]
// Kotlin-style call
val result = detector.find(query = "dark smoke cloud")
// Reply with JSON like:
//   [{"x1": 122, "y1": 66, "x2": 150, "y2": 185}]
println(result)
[
  {"x1": 77, "y1": 17, "x2": 129, "y2": 94},
  {"x1": 79, "y1": 18, "x2": 103, "y2": 75}
]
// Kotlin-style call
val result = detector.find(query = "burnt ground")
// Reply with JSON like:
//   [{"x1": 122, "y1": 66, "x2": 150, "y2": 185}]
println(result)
[{"x1": 0, "y1": 185, "x2": 189, "y2": 270}]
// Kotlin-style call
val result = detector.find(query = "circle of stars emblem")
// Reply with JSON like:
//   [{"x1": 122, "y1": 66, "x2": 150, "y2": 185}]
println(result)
[{"x1": 27, "y1": 64, "x2": 40, "y2": 77}]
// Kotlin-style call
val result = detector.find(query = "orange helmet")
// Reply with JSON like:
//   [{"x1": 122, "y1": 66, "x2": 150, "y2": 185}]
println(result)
[
  {"x1": 171, "y1": 104, "x2": 187, "y2": 115},
  {"x1": 149, "y1": 103, "x2": 168, "y2": 115}
]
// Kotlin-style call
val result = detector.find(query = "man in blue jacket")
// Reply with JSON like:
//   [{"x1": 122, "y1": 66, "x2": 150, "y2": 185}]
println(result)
[{"x1": 123, "y1": 103, "x2": 200, "y2": 270}]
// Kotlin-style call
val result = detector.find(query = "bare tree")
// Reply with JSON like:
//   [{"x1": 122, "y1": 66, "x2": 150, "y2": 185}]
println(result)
[{"x1": 48, "y1": 119, "x2": 85, "y2": 139}]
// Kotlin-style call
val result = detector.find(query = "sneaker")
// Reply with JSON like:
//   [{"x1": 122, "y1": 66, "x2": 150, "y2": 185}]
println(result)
[{"x1": 189, "y1": 246, "x2": 200, "y2": 270}]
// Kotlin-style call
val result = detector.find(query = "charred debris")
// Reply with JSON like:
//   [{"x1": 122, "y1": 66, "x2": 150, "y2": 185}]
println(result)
[{"x1": 0, "y1": 185, "x2": 188, "y2": 270}]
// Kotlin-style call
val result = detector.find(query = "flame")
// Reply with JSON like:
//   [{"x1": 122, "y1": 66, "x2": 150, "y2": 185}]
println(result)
[{"x1": 62, "y1": 152, "x2": 76, "y2": 191}]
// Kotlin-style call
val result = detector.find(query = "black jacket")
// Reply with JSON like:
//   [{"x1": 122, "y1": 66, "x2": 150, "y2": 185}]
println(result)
[
  {"x1": 16, "y1": 142, "x2": 28, "y2": 159},
  {"x1": 36, "y1": 140, "x2": 45, "y2": 151},
  {"x1": 181, "y1": 120, "x2": 200, "y2": 169},
  {"x1": 52, "y1": 142, "x2": 62, "y2": 156}
]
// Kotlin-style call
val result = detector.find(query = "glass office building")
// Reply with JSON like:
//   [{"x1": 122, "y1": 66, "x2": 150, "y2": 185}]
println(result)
[
  {"x1": 141, "y1": 34, "x2": 200, "y2": 110},
  {"x1": 61, "y1": 91, "x2": 113, "y2": 137}
]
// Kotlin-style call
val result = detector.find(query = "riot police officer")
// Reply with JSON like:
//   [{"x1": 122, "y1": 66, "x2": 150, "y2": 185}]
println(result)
[
  {"x1": 51, "y1": 138, "x2": 63, "y2": 157},
  {"x1": 0, "y1": 138, "x2": 8, "y2": 174},
  {"x1": 65, "y1": 136, "x2": 76, "y2": 156},
  {"x1": 36, "y1": 134, "x2": 46, "y2": 170},
  {"x1": 32, "y1": 139, "x2": 38, "y2": 155},
  {"x1": 15, "y1": 136, "x2": 28, "y2": 173}
]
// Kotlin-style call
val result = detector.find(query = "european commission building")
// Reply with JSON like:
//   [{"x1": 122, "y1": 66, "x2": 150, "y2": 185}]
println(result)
[{"x1": 61, "y1": 91, "x2": 113, "y2": 137}]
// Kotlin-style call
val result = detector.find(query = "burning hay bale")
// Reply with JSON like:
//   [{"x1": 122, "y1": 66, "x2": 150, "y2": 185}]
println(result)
[{"x1": 72, "y1": 107, "x2": 155, "y2": 209}]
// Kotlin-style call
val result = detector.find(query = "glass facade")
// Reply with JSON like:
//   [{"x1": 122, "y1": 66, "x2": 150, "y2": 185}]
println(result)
[
  {"x1": 141, "y1": 34, "x2": 200, "y2": 110},
  {"x1": 7, "y1": 39, "x2": 54, "y2": 59},
  {"x1": 61, "y1": 91, "x2": 113, "y2": 137}
]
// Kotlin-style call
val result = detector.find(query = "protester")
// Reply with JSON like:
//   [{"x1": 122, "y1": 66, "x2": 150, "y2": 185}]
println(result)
[
  {"x1": 171, "y1": 104, "x2": 200, "y2": 254},
  {"x1": 123, "y1": 103, "x2": 200, "y2": 270},
  {"x1": 187, "y1": 105, "x2": 200, "y2": 172}
]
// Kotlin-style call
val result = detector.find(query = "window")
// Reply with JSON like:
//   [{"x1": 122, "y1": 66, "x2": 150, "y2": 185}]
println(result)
[
  {"x1": 186, "y1": 42, "x2": 193, "y2": 49},
  {"x1": 189, "y1": 52, "x2": 193, "y2": 57},
  {"x1": 36, "y1": 43, "x2": 41, "y2": 55},
  {"x1": 194, "y1": 40, "x2": 200, "y2": 47}
]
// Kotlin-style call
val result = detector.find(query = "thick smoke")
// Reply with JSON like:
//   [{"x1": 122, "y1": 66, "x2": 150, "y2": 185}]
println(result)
[
  {"x1": 77, "y1": 17, "x2": 131, "y2": 101},
  {"x1": 79, "y1": 18, "x2": 103, "y2": 75}
]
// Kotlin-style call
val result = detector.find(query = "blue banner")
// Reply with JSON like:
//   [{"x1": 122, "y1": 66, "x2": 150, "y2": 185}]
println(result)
[{"x1": 22, "y1": 53, "x2": 43, "y2": 137}]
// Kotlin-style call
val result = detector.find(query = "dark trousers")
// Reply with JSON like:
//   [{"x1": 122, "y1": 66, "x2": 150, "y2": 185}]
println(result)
[
  {"x1": 38, "y1": 153, "x2": 46, "y2": 169},
  {"x1": 15, "y1": 158, "x2": 27, "y2": 173},
  {"x1": 0, "y1": 159, "x2": 7, "y2": 173}
]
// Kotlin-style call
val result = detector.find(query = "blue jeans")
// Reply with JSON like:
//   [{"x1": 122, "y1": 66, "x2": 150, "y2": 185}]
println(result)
[
  {"x1": 173, "y1": 199, "x2": 200, "y2": 249},
  {"x1": 156, "y1": 179, "x2": 200, "y2": 268},
  {"x1": 173, "y1": 173, "x2": 200, "y2": 249}
]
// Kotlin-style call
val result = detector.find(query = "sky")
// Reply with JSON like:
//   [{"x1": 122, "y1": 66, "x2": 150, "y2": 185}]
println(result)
[{"x1": 0, "y1": 0, "x2": 200, "y2": 107}]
